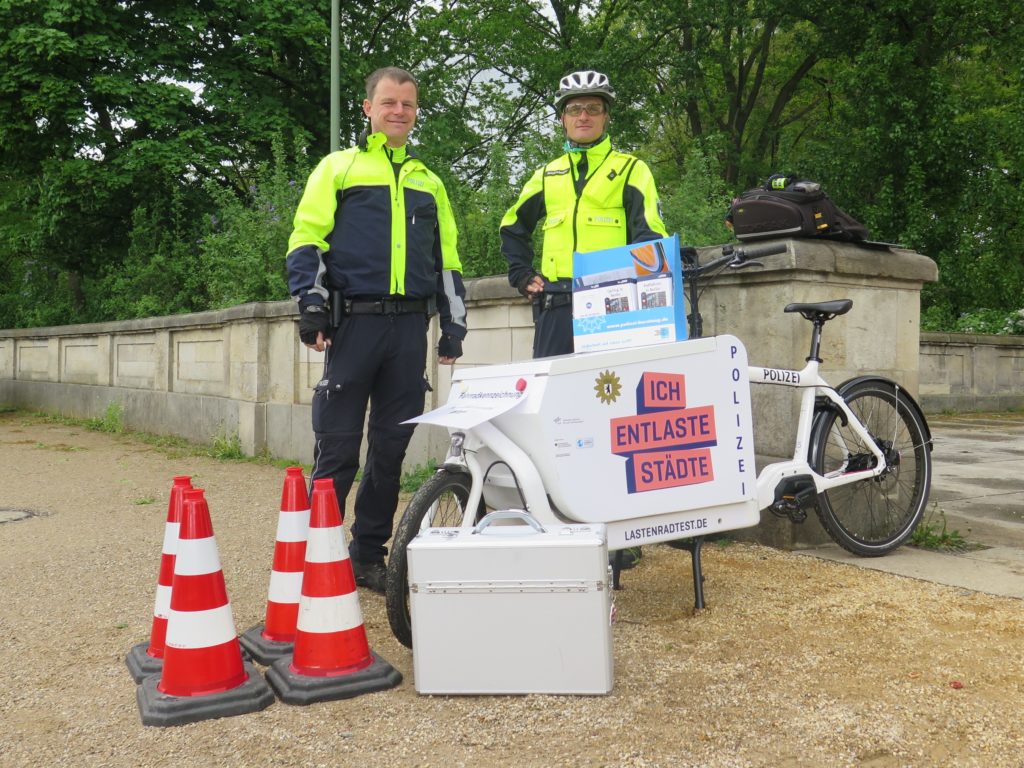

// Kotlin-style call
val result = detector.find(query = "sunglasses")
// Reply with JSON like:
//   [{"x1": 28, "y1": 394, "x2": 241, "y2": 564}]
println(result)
[{"x1": 563, "y1": 103, "x2": 606, "y2": 117}]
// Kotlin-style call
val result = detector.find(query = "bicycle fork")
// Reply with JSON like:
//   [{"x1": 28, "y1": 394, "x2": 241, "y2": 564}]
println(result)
[{"x1": 442, "y1": 422, "x2": 555, "y2": 529}]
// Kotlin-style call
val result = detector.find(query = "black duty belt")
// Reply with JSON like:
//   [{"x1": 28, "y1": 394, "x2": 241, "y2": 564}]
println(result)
[
  {"x1": 535, "y1": 293, "x2": 572, "y2": 311},
  {"x1": 342, "y1": 296, "x2": 435, "y2": 316}
]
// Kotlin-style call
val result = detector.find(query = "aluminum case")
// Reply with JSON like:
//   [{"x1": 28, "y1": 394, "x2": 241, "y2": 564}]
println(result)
[{"x1": 408, "y1": 513, "x2": 613, "y2": 695}]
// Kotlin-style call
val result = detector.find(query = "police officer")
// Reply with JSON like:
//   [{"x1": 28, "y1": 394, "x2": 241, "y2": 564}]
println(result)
[
  {"x1": 501, "y1": 71, "x2": 666, "y2": 570},
  {"x1": 500, "y1": 70, "x2": 668, "y2": 359},
  {"x1": 286, "y1": 66, "x2": 467, "y2": 593}
]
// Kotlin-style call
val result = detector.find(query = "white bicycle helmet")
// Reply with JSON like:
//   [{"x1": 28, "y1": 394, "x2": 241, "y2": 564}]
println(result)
[{"x1": 554, "y1": 70, "x2": 616, "y2": 112}]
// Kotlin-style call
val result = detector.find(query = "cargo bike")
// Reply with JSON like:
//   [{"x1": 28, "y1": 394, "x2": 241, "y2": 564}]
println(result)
[{"x1": 386, "y1": 242, "x2": 933, "y2": 648}]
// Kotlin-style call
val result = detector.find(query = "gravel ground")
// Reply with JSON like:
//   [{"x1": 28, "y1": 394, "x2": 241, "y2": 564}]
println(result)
[{"x1": 1, "y1": 411, "x2": 1022, "y2": 768}]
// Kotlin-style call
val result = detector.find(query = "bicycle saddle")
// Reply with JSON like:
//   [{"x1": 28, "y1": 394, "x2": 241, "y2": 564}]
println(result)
[{"x1": 784, "y1": 299, "x2": 853, "y2": 322}]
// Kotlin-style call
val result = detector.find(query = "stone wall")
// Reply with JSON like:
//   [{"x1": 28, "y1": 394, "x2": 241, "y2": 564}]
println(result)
[
  {"x1": 919, "y1": 332, "x2": 1024, "y2": 413},
  {"x1": 2, "y1": 238, "x2": 983, "y2": 550}
]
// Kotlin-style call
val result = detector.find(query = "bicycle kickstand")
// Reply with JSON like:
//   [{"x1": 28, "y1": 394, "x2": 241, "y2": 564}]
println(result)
[{"x1": 674, "y1": 536, "x2": 707, "y2": 611}]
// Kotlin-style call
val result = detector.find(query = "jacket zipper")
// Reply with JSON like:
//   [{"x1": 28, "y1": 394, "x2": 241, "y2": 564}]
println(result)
[
  {"x1": 387, "y1": 146, "x2": 408, "y2": 295},
  {"x1": 570, "y1": 150, "x2": 613, "y2": 253}
]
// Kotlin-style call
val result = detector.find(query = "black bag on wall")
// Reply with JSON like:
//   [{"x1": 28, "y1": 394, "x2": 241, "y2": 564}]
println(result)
[{"x1": 730, "y1": 175, "x2": 870, "y2": 243}]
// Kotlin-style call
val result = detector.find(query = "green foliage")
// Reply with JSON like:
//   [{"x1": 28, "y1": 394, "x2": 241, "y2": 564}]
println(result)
[
  {"x1": 922, "y1": 306, "x2": 1024, "y2": 335},
  {"x1": 208, "y1": 429, "x2": 246, "y2": 461},
  {"x1": 0, "y1": 0, "x2": 341, "y2": 326},
  {"x1": 1, "y1": 0, "x2": 1022, "y2": 334},
  {"x1": 450, "y1": 142, "x2": 518, "y2": 279},
  {"x1": 90, "y1": 183, "x2": 210, "y2": 320},
  {"x1": 85, "y1": 402, "x2": 124, "y2": 434},
  {"x1": 654, "y1": 143, "x2": 735, "y2": 247},
  {"x1": 909, "y1": 505, "x2": 969, "y2": 552},
  {"x1": 793, "y1": 1, "x2": 1024, "y2": 328},
  {"x1": 401, "y1": 459, "x2": 439, "y2": 493},
  {"x1": 196, "y1": 137, "x2": 309, "y2": 309}
]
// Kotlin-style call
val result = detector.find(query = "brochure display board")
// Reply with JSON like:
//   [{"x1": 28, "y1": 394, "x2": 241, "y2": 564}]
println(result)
[{"x1": 572, "y1": 234, "x2": 687, "y2": 353}]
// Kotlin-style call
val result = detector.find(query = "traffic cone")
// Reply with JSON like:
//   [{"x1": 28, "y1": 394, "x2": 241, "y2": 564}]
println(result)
[
  {"x1": 240, "y1": 467, "x2": 311, "y2": 664},
  {"x1": 266, "y1": 478, "x2": 401, "y2": 704},
  {"x1": 126, "y1": 475, "x2": 192, "y2": 683},
  {"x1": 137, "y1": 488, "x2": 274, "y2": 726}
]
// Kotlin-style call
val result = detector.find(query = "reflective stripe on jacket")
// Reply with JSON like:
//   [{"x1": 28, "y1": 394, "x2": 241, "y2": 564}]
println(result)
[
  {"x1": 500, "y1": 136, "x2": 667, "y2": 287},
  {"x1": 286, "y1": 131, "x2": 466, "y2": 338}
]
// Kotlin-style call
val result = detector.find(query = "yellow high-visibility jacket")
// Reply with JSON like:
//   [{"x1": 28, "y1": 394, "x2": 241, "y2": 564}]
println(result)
[{"x1": 500, "y1": 136, "x2": 667, "y2": 290}]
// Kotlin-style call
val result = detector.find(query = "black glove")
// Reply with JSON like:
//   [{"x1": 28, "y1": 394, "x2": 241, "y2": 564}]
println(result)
[
  {"x1": 437, "y1": 334, "x2": 463, "y2": 360},
  {"x1": 515, "y1": 271, "x2": 539, "y2": 298},
  {"x1": 298, "y1": 304, "x2": 331, "y2": 345}
]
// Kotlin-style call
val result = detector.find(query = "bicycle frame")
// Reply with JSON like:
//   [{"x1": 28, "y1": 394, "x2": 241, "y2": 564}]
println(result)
[
  {"x1": 389, "y1": 243, "x2": 931, "y2": 627},
  {"x1": 749, "y1": 360, "x2": 888, "y2": 512},
  {"x1": 445, "y1": 420, "x2": 552, "y2": 529}
]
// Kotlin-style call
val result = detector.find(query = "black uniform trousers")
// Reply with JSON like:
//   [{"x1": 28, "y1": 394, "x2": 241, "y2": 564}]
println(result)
[
  {"x1": 532, "y1": 298, "x2": 574, "y2": 359},
  {"x1": 311, "y1": 311, "x2": 428, "y2": 564}
]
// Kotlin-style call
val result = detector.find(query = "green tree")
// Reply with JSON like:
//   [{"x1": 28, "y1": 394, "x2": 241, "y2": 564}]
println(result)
[
  {"x1": 0, "y1": 0, "x2": 425, "y2": 325},
  {"x1": 794, "y1": 0, "x2": 1024, "y2": 320},
  {"x1": 0, "y1": 0, "x2": 207, "y2": 320},
  {"x1": 2, "y1": 0, "x2": 1022, "y2": 332}
]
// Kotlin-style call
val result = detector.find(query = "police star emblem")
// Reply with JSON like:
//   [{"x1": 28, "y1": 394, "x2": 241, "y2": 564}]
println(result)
[{"x1": 594, "y1": 370, "x2": 621, "y2": 405}]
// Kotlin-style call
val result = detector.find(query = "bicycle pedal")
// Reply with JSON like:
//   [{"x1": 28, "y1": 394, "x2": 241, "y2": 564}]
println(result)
[
  {"x1": 769, "y1": 499, "x2": 807, "y2": 523},
  {"x1": 771, "y1": 475, "x2": 818, "y2": 522}
]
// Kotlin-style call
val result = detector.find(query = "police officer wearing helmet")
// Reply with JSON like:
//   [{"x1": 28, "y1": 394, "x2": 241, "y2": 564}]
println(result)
[
  {"x1": 286, "y1": 66, "x2": 467, "y2": 594},
  {"x1": 501, "y1": 70, "x2": 668, "y2": 358}
]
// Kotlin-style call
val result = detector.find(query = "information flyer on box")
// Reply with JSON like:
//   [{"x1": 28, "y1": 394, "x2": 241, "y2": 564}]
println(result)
[{"x1": 572, "y1": 234, "x2": 687, "y2": 352}]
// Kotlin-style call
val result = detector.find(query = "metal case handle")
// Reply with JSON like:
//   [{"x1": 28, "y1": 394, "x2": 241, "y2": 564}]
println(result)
[{"x1": 472, "y1": 509, "x2": 546, "y2": 535}]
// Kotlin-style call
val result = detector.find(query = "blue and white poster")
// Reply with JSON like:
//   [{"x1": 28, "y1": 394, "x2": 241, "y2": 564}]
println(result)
[{"x1": 572, "y1": 234, "x2": 687, "y2": 353}]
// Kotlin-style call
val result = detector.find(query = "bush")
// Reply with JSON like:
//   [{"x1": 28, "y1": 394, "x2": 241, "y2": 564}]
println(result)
[
  {"x1": 652, "y1": 144, "x2": 734, "y2": 248},
  {"x1": 197, "y1": 137, "x2": 310, "y2": 309},
  {"x1": 922, "y1": 305, "x2": 1024, "y2": 335}
]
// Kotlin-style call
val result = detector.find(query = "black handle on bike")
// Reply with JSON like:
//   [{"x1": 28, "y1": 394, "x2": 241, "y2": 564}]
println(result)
[
  {"x1": 682, "y1": 241, "x2": 789, "y2": 339},
  {"x1": 729, "y1": 242, "x2": 788, "y2": 264}
]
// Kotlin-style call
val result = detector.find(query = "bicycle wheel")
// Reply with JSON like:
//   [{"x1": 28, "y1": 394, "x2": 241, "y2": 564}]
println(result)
[
  {"x1": 386, "y1": 469, "x2": 476, "y2": 648},
  {"x1": 809, "y1": 380, "x2": 932, "y2": 556}
]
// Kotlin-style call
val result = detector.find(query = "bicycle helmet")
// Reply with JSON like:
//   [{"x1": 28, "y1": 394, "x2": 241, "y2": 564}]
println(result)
[{"x1": 554, "y1": 71, "x2": 616, "y2": 113}]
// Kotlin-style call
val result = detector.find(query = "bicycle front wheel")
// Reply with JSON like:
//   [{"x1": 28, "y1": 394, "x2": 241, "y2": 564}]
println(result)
[
  {"x1": 386, "y1": 469, "x2": 477, "y2": 648},
  {"x1": 809, "y1": 380, "x2": 932, "y2": 556}
]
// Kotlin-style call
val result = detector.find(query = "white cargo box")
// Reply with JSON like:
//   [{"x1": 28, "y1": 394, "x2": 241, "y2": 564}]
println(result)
[{"x1": 408, "y1": 512, "x2": 613, "y2": 695}]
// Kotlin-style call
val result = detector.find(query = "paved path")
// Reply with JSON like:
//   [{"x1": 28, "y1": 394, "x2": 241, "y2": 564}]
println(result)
[{"x1": 800, "y1": 412, "x2": 1024, "y2": 598}]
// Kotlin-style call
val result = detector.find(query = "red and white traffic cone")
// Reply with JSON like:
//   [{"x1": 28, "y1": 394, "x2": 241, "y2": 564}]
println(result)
[
  {"x1": 266, "y1": 478, "x2": 401, "y2": 704},
  {"x1": 136, "y1": 488, "x2": 274, "y2": 726},
  {"x1": 126, "y1": 475, "x2": 191, "y2": 683},
  {"x1": 240, "y1": 466, "x2": 311, "y2": 664}
]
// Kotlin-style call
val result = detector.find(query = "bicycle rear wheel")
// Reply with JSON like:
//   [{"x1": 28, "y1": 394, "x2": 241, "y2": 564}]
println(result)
[
  {"x1": 809, "y1": 380, "x2": 931, "y2": 556},
  {"x1": 386, "y1": 469, "x2": 477, "y2": 648}
]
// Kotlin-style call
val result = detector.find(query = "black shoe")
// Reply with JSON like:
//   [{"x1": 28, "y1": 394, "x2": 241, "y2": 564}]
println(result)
[
  {"x1": 352, "y1": 560, "x2": 387, "y2": 594},
  {"x1": 610, "y1": 547, "x2": 642, "y2": 571}
]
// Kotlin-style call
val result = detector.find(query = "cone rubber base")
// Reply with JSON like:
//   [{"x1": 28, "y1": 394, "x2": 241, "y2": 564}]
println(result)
[
  {"x1": 126, "y1": 641, "x2": 163, "y2": 684},
  {"x1": 266, "y1": 651, "x2": 402, "y2": 705},
  {"x1": 136, "y1": 661, "x2": 274, "y2": 727},
  {"x1": 239, "y1": 623, "x2": 294, "y2": 666}
]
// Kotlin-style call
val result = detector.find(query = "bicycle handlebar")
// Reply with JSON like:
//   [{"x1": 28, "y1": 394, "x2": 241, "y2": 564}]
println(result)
[
  {"x1": 680, "y1": 241, "x2": 788, "y2": 340},
  {"x1": 682, "y1": 242, "x2": 788, "y2": 278}
]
